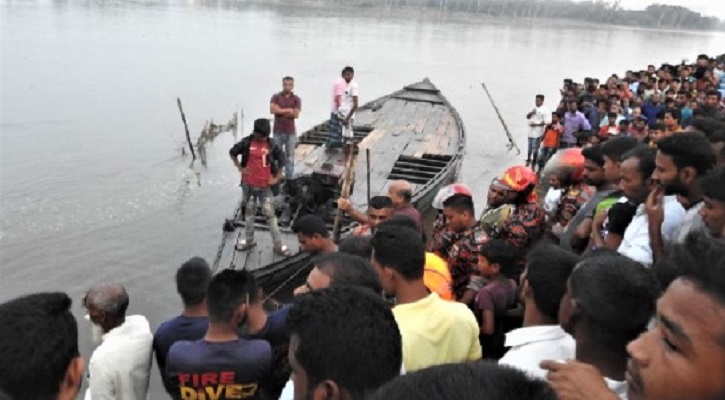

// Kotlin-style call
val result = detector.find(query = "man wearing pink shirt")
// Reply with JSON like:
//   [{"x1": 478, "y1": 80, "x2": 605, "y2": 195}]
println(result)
[{"x1": 327, "y1": 66, "x2": 359, "y2": 149}]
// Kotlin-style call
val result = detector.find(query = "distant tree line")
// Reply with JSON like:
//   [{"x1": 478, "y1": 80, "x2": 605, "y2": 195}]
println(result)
[{"x1": 306, "y1": 0, "x2": 725, "y2": 31}]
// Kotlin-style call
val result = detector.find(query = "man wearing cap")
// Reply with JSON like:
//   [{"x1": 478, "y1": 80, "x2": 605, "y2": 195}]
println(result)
[{"x1": 229, "y1": 118, "x2": 292, "y2": 256}]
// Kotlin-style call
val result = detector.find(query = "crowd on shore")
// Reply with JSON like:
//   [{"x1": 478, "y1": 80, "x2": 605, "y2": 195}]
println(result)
[{"x1": 2, "y1": 54, "x2": 725, "y2": 400}]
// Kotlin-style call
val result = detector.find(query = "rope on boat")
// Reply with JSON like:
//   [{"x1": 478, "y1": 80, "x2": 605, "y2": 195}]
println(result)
[
  {"x1": 262, "y1": 258, "x2": 313, "y2": 303},
  {"x1": 212, "y1": 194, "x2": 243, "y2": 273},
  {"x1": 211, "y1": 230, "x2": 230, "y2": 274},
  {"x1": 481, "y1": 82, "x2": 522, "y2": 155}
]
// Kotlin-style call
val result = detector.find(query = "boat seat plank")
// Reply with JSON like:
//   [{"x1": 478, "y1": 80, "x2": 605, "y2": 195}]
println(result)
[{"x1": 294, "y1": 144, "x2": 318, "y2": 159}]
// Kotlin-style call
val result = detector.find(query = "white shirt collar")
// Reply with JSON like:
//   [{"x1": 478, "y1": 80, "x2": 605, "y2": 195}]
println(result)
[
  {"x1": 102, "y1": 315, "x2": 150, "y2": 343},
  {"x1": 504, "y1": 325, "x2": 570, "y2": 347}
]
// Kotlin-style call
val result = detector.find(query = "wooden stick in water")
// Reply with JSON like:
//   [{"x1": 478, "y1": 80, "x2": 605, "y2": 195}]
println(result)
[
  {"x1": 480, "y1": 83, "x2": 521, "y2": 155},
  {"x1": 177, "y1": 97, "x2": 197, "y2": 160}
]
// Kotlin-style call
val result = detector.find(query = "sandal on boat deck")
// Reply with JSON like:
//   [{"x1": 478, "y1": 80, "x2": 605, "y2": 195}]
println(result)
[
  {"x1": 235, "y1": 239, "x2": 257, "y2": 252},
  {"x1": 273, "y1": 245, "x2": 292, "y2": 257}
]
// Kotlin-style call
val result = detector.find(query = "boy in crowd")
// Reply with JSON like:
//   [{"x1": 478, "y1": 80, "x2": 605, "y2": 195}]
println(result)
[
  {"x1": 371, "y1": 223, "x2": 481, "y2": 372},
  {"x1": 599, "y1": 112, "x2": 620, "y2": 139},
  {"x1": 648, "y1": 123, "x2": 666, "y2": 147},
  {"x1": 475, "y1": 239, "x2": 519, "y2": 359},
  {"x1": 499, "y1": 244, "x2": 578, "y2": 379},
  {"x1": 537, "y1": 112, "x2": 564, "y2": 172}
]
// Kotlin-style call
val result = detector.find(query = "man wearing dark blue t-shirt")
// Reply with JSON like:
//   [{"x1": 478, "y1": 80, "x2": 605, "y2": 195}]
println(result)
[
  {"x1": 153, "y1": 257, "x2": 212, "y2": 395},
  {"x1": 243, "y1": 304, "x2": 292, "y2": 399},
  {"x1": 166, "y1": 270, "x2": 273, "y2": 400}
]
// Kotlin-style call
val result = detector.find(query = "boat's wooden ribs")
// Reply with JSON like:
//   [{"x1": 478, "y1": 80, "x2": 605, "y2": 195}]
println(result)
[{"x1": 387, "y1": 154, "x2": 451, "y2": 184}]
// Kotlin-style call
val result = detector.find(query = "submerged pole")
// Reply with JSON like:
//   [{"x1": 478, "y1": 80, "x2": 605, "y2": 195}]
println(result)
[
  {"x1": 480, "y1": 83, "x2": 521, "y2": 155},
  {"x1": 177, "y1": 97, "x2": 197, "y2": 160}
]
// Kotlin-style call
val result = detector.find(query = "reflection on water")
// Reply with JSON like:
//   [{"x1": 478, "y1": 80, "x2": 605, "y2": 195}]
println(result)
[{"x1": 2, "y1": 1, "x2": 724, "y2": 396}]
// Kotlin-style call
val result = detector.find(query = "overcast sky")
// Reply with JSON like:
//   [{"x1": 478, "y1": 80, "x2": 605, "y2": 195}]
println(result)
[{"x1": 573, "y1": 0, "x2": 725, "y2": 19}]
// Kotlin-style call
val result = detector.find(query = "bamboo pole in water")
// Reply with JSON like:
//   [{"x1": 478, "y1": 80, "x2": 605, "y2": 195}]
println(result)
[
  {"x1": 177, "y1": 97, "x2": 197, "y2": 160},
  {"x1": 480, "y1": 82, "x2": 521, "y2": 155}
]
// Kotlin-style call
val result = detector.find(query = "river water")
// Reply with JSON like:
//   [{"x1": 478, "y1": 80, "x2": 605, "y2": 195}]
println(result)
[{"x1": 2, "y1": 0, "x2": 724, "y2": 396}]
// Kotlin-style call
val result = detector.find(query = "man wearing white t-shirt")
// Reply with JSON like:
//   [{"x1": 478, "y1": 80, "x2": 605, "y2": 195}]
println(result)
[
  {"x1": 499, "y1": 244, "x2": 577, "y2": 379},
  {"x1": 326, "y1": 66, "x2": 359, "y2": 149},
  {"x1": 525, "y1": 94, "x2": 551, "y2": 167},
  {"x1": 83, "y1": 284, "x2": 153, "y2": 400}
]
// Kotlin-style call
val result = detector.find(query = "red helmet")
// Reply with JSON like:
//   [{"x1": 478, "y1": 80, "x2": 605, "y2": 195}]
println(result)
[
  {"x1": 492, "y1": 166, "x2": 538, "y2": 203},
  {"x1": 543, "y1": 148, "x2": 586, "y2": 183}
]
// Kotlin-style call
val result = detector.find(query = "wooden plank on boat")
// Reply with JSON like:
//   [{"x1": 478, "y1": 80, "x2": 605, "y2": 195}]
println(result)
[
  {"x1": 294, "y1": 144, "x2": 318, "y2": 159},
  {"x1": 412, "y1": 105, "x2": 445, "y2": 158},
  {"x1": 358, "y1": 128, "x2": 386, "y2": 150}
]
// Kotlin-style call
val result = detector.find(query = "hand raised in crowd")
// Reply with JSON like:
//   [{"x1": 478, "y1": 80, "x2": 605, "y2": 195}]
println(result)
[
  {"x1": 337, "y1": 197, "x2": 352, "y2": 211},
  {"x1": 644, "y1": 186, "x2": 665, "y2": 229},
  {"x1": 540, "y1": 360, "x2": 619, "y2": 400}
]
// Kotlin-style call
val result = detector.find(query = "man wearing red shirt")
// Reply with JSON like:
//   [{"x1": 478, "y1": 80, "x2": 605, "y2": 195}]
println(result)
[{"x1": 229, "y1": 119, "x2": 291, "y2": 256}]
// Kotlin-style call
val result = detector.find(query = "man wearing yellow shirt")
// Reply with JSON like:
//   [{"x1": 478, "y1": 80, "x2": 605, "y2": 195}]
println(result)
[{"x1": 371, "y1": 222, "x2": 482, "y2": 372}]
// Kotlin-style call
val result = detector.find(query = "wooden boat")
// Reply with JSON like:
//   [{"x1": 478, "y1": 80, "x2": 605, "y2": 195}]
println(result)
[{"x1": 215, "y1": 79, "x2": 466, "y2": 301}]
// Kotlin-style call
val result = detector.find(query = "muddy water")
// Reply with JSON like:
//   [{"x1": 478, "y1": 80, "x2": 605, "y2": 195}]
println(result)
[{"x1": 2, "y1": 1, "x2": 724, "y2": 397}]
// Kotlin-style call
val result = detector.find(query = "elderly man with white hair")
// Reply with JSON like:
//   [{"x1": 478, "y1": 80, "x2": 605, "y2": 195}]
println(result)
[
  {"x1": 83, "y1": 284, "x2": 153, "y2": 400},
  {"x1": 387, "y1": 180, "x2": 423, "y2": 233}
]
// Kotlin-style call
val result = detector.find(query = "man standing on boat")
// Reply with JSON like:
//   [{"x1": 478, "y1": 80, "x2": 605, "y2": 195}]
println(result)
[
  {"x1": 270, "y1": 76, "x2": 301, "y2": 179},
  {"x1": 327, "y1": 66, "x2": 358, "y2": 149},
  {"x1": 525, "y1": 94, "x2": 551, "y2": 167},
  {"x1": 229, "y1": 119, "x2": 292, "y2": 256}
]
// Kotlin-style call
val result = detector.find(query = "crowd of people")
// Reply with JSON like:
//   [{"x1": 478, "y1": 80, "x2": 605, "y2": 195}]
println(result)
[{"x1": 2, "y1": 55, "x2": 725, "y2": 400}]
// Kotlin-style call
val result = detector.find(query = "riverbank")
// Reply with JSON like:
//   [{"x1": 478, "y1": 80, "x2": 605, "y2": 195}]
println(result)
[{"x1": 238, "y1": 0, "x2": 725, "y2": 32}]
